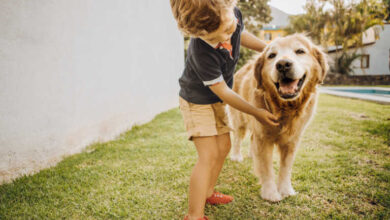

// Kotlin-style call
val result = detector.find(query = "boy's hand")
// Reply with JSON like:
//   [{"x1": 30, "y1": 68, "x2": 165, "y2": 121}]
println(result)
[
  {"x1": 209, "y1": 81, "x2": 279, "y2": 127},
  {"x1": 253, "y1": 108, "x2": 279, "y2": 127}
]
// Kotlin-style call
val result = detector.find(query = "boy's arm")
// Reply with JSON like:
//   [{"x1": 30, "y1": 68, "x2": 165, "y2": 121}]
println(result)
[
  {"x1": 240, "y1": 30, "x2": 267, "y2": 53},
  {"x1": 209, "y1": 81, "x2": 279, "y2": 127}
]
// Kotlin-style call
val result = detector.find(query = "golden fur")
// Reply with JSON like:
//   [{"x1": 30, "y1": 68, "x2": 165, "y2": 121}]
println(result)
[{"x1": 228, "y1": 34, "x2": 328, "y2": 202}]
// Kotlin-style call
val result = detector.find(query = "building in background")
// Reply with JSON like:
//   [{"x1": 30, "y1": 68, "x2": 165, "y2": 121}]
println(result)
[
  {"x1": 259, "y1": 6, "x2": 290, "y2": 43},
  {"x1": 327, "y1": 23, "x2": 390, "y2": 75}
]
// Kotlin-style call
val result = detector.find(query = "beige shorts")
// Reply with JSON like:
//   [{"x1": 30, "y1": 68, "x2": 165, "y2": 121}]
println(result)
[{"x1": 179, "y1": 96, "x2": 232, "y2": 141}]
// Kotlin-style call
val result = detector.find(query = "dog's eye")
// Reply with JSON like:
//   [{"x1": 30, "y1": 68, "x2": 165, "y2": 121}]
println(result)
[
  {"x1": 268, "y1": 53, "x2": 276, "y2": 59},
  {"x1": 296, "y1": 49, "x2": 305, "y2": 54}
]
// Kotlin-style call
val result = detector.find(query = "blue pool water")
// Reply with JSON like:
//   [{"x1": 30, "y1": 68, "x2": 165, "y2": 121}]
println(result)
[
  {"x1": 333, "y1": 89, "x2": 390, "y2": 95},
  {"x1": 320, "y1": 87, "x2": 390, "y2": 104}
]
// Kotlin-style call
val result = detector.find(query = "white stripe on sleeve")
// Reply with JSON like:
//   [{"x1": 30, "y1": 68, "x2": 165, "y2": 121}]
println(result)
[{"x1": 202, "y1": 75, "x2": 224, "y2": 86}]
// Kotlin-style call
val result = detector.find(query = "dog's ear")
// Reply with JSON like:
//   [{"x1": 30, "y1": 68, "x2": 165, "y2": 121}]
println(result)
[
  {"x1": 312, "y1": 45, "x2": 329, "y2": 84},
  {"x1": 295, "y1": 34, "x2": 329, "y2": 84},
  {"x1": 254, "y1": 54, "x2": 265, "y2": 89}
]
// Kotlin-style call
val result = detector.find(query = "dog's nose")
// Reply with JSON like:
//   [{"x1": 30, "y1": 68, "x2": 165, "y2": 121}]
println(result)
[{"x1": 276, "y1": 59, "x2": 293, "y2": 73}]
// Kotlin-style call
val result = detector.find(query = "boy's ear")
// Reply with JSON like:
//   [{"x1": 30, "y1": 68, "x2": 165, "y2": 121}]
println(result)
[
  {"x1": 312, "y1": 45, "x2": 329, "y2": 84},
  {"x1": 254, "y1": 54, "x2": 265, "y2": 89}
]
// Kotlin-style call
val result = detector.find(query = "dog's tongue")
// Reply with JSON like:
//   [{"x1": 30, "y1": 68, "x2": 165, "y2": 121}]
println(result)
[{"x1": 279, "y1": 79, "x2": 299, "y2": 95}]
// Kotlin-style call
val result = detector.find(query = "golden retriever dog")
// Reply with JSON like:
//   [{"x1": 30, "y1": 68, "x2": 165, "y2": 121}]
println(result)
[{"x1": 228, "y1": 34, "x2": 328, "y2": 202}]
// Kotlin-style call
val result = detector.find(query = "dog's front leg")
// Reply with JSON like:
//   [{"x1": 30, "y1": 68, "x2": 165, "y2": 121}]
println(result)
[
  {"x1": 252, "y1": 136, "x2": 282, "y2": 202},
  {"x1": 277, "y1": 142, "x2": 298, "y2": 198}
]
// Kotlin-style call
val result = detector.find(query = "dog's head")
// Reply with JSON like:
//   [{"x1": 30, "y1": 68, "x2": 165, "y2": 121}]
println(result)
[{"x1": 254, "y1": 34, "x2": 328, "y2": 100}]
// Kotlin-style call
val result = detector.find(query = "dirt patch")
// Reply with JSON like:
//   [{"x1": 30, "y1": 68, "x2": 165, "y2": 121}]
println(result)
[{"x1": 349, "y1": 112, "x2": 370, "y2": 120}]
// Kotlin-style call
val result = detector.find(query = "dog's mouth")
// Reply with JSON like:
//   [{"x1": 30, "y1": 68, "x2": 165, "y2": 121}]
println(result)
[{"x1": 274, "y1": 74, "x2": 306, "y2": 99}]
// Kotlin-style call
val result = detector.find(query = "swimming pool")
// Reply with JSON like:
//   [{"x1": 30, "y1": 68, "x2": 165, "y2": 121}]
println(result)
[
  {"x1": 331, "y1": 88, "x2": 390, "y2": 97},
  {"x1": 319, "y1": 87, "x2": 390, "y2": 104}
]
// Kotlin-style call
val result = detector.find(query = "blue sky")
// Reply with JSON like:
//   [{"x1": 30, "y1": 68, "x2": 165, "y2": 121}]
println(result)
[{"x1": 269, "y1": 0, "x2": 306, "y2": 15}]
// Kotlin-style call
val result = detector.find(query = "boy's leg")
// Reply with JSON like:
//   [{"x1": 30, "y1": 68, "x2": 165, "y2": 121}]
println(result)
[
  {"x1": 188, "y1": 136, "x2": 219, "y2": 219},
  {"x1": 206, "y1": 132, "x2": 231, "y2": 197}
]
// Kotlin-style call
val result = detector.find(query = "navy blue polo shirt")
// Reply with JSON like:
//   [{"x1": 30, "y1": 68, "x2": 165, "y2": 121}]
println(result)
[{"x1": 178, "y1": 7, "x2": 245, "y2": 104}]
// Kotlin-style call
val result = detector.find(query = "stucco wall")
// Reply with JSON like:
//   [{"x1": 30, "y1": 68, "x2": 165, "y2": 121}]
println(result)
[
  {"x1": 355, "y1": 24, "x2": 390, "y2": 75},
  {"x1": 0, "y1": 0, "x2": 184, "y2": 183},
  {"x1": 328, "y1": 24, "x2": 390, "y2": 75}
]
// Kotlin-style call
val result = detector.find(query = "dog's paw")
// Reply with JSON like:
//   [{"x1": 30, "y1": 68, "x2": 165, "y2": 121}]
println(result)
[
  {"x1": 278, "y1": 184, "x2": 297, "y2": 198},
  {"x1": 261, "y1": 185, "x2": 282, "y2": 202},
  {"x1": 230, "y1": 153, "x2": 243, "y2": 162},
  {"x1": 279, "y1": 186, "x2": 297, "y2": 198}
]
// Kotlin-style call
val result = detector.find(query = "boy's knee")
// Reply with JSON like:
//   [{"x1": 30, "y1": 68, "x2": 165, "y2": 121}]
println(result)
[
  {"x1": 198, "y1": 152, "x2": 220, "y2": 167},
  {"x1": 218, "y1": 141, "x2": 231, "y2": 159}
]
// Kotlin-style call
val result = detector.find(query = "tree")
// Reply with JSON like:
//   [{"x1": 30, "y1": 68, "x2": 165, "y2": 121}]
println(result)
[
  {"x1": 384, "y1": 0, "x2": 390, "y2": 20},
  {"x1": 237, "y1": 0, "x2": 272, "y2": 35},
  {"x1": 237, "y1": 0, "x2": 272, "y2": 70},
  {"x1": 284, "y1": 0, "x2": 329, "y2": 46}
]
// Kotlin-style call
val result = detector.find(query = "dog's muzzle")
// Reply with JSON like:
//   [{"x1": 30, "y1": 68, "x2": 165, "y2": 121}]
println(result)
[{"x1": 274, "y1": 59, "x2": 306, "y2": 99}]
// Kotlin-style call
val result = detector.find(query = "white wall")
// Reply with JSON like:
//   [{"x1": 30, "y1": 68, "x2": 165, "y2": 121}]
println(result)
[
  {"x1": 0, "y1": 0, "x2": 184, "y2": 183},
  {"x1": 351, "y1": 24, "x2": 390, "y2": 75},
  {"x1": 327, "y1": 24, "x2": 390, "y2": 75}
]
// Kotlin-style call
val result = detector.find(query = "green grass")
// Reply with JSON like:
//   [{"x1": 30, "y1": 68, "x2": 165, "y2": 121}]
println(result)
[
  {"x1": 323, "y1": 85, "x2": 390, "y2": 88},
  {"x1": 1, "y1": 94, "x2": 389, "y2": 219}
]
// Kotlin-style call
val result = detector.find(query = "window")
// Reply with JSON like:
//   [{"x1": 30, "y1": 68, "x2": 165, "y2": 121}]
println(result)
[
  {"x1": 264, "y1": 33, "x2": 272, "y2": 41},
  {"x1": 361, "y1": 54, "x2": 370, "y2": 69}
]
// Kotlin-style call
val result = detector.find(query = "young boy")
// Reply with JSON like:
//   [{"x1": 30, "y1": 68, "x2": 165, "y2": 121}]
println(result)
[{"x1": 170, "y1": 1, "x2": 279, "y2": 219}]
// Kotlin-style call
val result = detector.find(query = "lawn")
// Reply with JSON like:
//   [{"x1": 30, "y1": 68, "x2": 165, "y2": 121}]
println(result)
[
  {"x1": 0, "y1": 94, "x2": 389, "y2": 219},
  {"x1": 323, "y1": 85, "x2": 390, "y2": 88}
]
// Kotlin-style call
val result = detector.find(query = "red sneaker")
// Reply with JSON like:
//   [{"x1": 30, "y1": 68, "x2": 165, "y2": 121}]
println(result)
[
  {"x1": 183, "y1": 215, "x2": 209, "y2": 220},
  {"x1": 206, "y1": 191, "x2": 234, "y2": 205}
]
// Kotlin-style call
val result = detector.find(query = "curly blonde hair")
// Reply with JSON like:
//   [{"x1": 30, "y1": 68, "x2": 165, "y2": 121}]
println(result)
[{"x1": 170, "y1": 0, "x2": 237, "y2": 37}]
